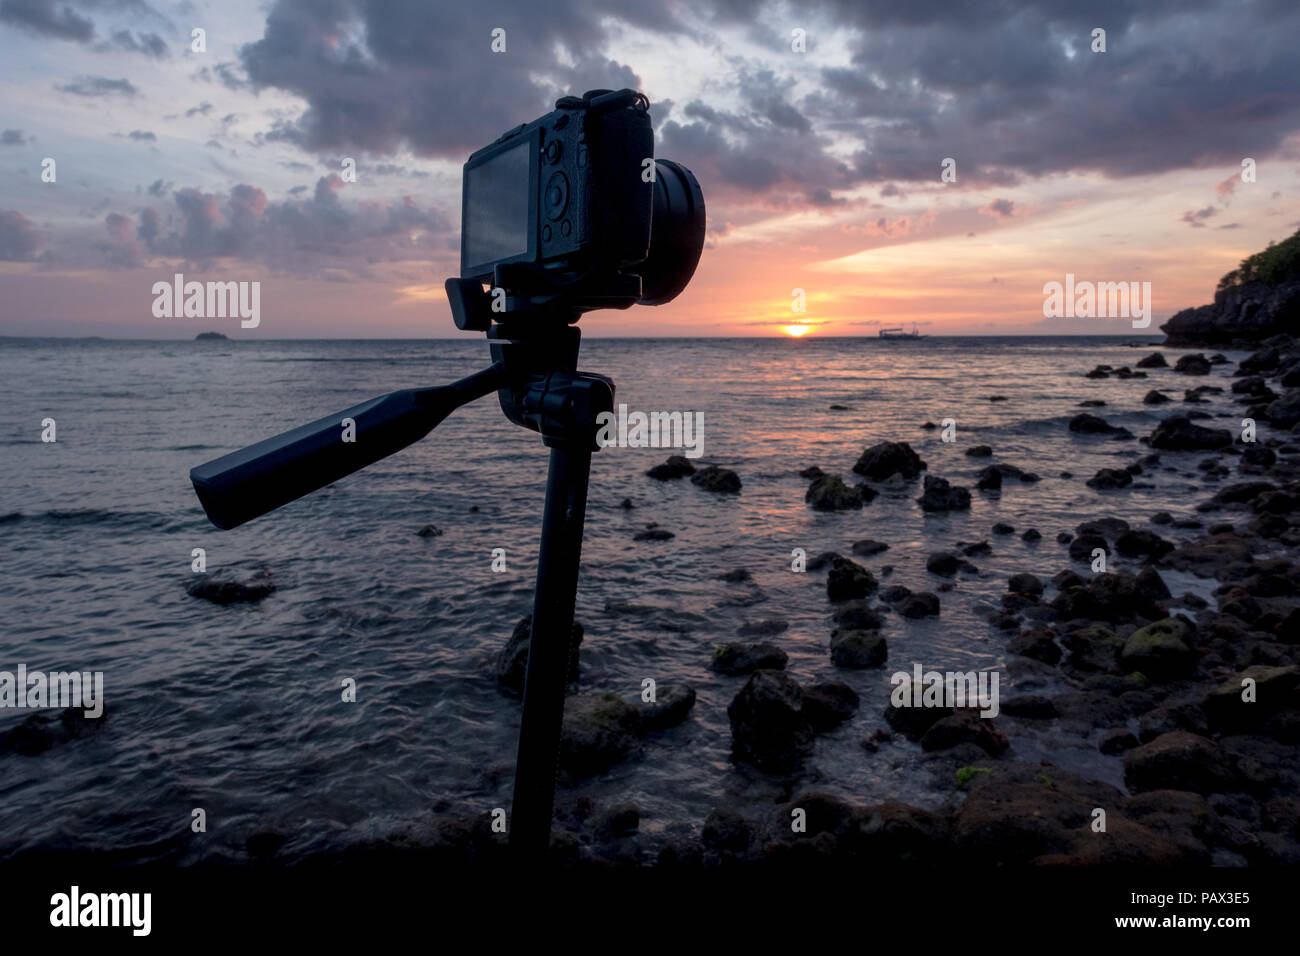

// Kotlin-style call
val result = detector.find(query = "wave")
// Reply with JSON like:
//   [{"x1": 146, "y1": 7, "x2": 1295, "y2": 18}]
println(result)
[{"x1": 0, "y1": 508, "x2": 183, "y2": 532}]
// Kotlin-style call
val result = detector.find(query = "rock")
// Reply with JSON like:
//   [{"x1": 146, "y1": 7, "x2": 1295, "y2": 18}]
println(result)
[
  {"x1": 633, "y1": 682, "x2": 697, "y2": 731},
  {"x1": 826, "y1": 557, "x2": 877, "y2": 601},
  {"x1": 1099, "y1": 729, "x2": 1139, "y2": 754},
  {"x1": 926, "y1": 551, "x2": 974, "y2": 576},
  {"x1": 1068, "y1": 413, "x2": 1133, "y2": 439},
  {"x1": 712, "y1": 642, "x2": 789, "y2": 675},
  {"x1": 1136, "y1": 352, "x2": 1169, "y2": 368},
  {"x1": 691, "y1": 466, "x2": 741, "y2": 493},
  {"x1": 1265, "y1": 389, "x2": 1300, "y2": 427},
  {"x1": 1008, "y1": 628, "x2": 1061, "y2": 665},
  {"x1": 1076, "y1": 517, "x2": 1129, "y2": 538},
  {"x1": 1115, "y1": 529, "x2": 1174, "y2": 558},
  {"x1": 1001, "y1": 695, "x2": 1058, "y2": 718},
  {"x1": 593, "y1": 803, "x2": 640, "y2": 839},
  {"x1": 646, "y1": 455, "x2": 695, "y2": 480},
  {"x1": 1203, "y1": 665, "x2": 1300, "y2": 733},
  {"x1": 802, "y1": 681, "x2": 860, "y2": 731},
  {"x1": 798, "y1": 466, "x2": 825, "y2": 479},
  {"x1": 1151, "y1": 511, "x2": 1174, "y2": 524},
  {"x1": 1163, "y1": 531, "x2": 1255, "y2": 577},
  {"x1": 805, "y1": 474, "x2": 865, "y2": 511},
  {"x1": 851, "y1": 538, "x2": 890, "y2": 556},
  {"x1": 498, "y1": 615, "x2": 583, "y2": 693},
  {"x1": 830, "y1": 602, "x2": 886, "y2": 631},
  {"x1": 853, "y1": 441, "x2": 927, "y2": 480},
  {"x1": 829, "y1": 629, "x2": 887, "y2": 669},
  {"x1": 922, "y1": 711, "x2": 1009, "y2": 755},
  {"x1": 1123, "y1": 731, "x2": 1243, "y2": 793},
  {"x1": 702, "y1": 808, "x2": 751, "y2": 853},
  {"x1": 1052, "y1": 573, "x2": 1164, "y2": 623},
  {"x1": 878, "y1": 585, "x2": 912, "y2": 605},
  {"x1": 1174, "y1": 353, "x2": 1212, "y2": 375},
  {"x1": 1160, "y1": 277, "x2": 1300, "y2": 347},
  {"x1": 0, "y1": 706, "x2": 107, "y2": 757},
  {"x1": 559, "y1": 693, "x2": 642, "y2": 777},
  {"x1": 416, "y1": 524, "x2": 443, "y2": 537},
  {"x1": 965, "y1": 445, "x2": 993, "y2": 457},
  {"x1": 186, "y1": 568, "x2": 275, "y2": 604},
  {"x1": 634, "y1": 526, "x2": 674, "y2": 541},
  {"x1": 719, "y1": 568, "x2": 752, "y2": 583},
  {"x1": 727, "y1": 671, "x2": 815, "y2": 772},
  {"x1": 1143, "y1": 390, "x2": 1172, "y2": 405},
  {"x1": 1008, "y1": 573, "x2": 1045, "y2": 597},
  {"x1": 1022, "y1": 528, "x2": 1042, "y2": 542},
  {"x1": 1136, "y1": 566, "x2": 1172, "y2": 601},
  {"x1": 618, "y1": 498, "x2": 634, "y2": 509},
  {"x1": 246, "y1": 827, "x2": 289, "y2": 859},
  {"x1": 1087, "y1": 468, "x2": 1133, "y2": 489},
  {"x1": 1149, "y1": 416, "x2": 1233, "y2": 451},
  {"x1": 916, "y1": 475, "x2": 971, "y2": 511},
  {"x1": 1078, "y1": 400, "x2": 1106, "y2": 407},
  {"x1": 976, "y1": 466, "x2": 1002, "y2": 490},
  {"x1": 1086, "y1": 365, "x2": 1111, "y2": 379},
  {"x1": 1068, "y1": 532, "x2": 1108, "y2": 562},
  {"x1": 1119, "y1": 617, "x2": 1197, "y2": 680},
  {"x1": 897, "y1": 592, "x2": 940, "y2": 618}
]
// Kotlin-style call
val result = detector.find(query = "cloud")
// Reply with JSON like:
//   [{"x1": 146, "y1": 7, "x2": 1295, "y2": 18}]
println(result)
[
  {"x1": 1180, "y1": 205, "x2": 1217, "y2": 227},
  {"x1": 981, "y1": 198, "x2": 1015, "y2": 217},
  {"x1": 184, "y1": 101, "x2": 213, "y2": 117},
  {"x1": 42, "y1": 177, "x2": 454, "y2": 278},
  {"x1": 105, "y1": 27, "x2": 167, "y2": 57},
  {"x1": 127, "y1": 129, "x2": 155, "y2": 141},
  {"x1": 0, "y1": 208, "x2": 41, "y2": 260},
  {"x1": 0, "y1": 0, "x2": 93, "y2": 43},
  {"x1": 1, "y1": 128, "x2": 28, "y2": 145},
  {"x1": 54, "y1": 75, "x2": 137, "y2": 97}
]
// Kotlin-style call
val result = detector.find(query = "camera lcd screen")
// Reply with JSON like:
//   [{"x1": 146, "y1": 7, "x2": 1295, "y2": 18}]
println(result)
[{"x1": 464, "y1": 140, "x2": 531, "y2": 270}]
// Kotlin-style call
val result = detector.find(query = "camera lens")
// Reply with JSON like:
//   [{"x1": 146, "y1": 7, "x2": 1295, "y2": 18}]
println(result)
[{"x1": 639, "y1": 159, "x2": 705, "y2": 306}]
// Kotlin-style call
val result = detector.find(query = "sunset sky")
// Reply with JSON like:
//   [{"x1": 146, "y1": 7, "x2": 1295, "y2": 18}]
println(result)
[{"x1": 1, "y1": 0, "x2": 1298, "y2": 338}]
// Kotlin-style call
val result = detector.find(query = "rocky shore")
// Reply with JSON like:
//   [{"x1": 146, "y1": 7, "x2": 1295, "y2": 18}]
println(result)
[{"x1": 321, "y1": 328, "x2": 1300, "y2": 869}]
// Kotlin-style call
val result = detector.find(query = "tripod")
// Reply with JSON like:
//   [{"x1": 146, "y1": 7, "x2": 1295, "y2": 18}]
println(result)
[{"x1": 190, "y1": 294, "x2": 613, "y2": 861}]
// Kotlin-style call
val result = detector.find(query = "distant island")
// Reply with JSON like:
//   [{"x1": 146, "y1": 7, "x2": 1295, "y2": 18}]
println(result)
[
  {"x1": 1162, "y1": 225, "x2": 1300, "y2": 347},
  {"x1": 195, "y1": 332, "x2": 229, "y2": 341}
]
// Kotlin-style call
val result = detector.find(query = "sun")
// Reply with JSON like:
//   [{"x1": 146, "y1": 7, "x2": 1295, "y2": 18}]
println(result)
[{"x1": 783, "y1": 325, "x2": 810, "y2": 337}]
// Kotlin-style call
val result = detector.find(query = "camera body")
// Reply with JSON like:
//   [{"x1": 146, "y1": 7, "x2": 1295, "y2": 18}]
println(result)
[{"x1": 461, "y1": 89, "x2": 653, "y2": 293}]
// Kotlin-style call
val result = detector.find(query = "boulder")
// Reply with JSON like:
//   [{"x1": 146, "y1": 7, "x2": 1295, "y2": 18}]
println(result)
[
  {"x1": 711, "y1": 642, "x2": 789, "y2": 676},
  {"x1": 916, "y1": 475, "x2": 971, "y2": 511},
  {"x1": 805, "y1": 474, "x2": 865, "y2": 511},
  {"x1": 691, "y1": 466, "x2": 742, "y2": 493},
  {"x1": 1119, "y1": 617, "x2": 1197, "y2": 680},
  {"x1": 1068, "y1": 414, "x2": 1133, "y2": 439},
  {"x1": 646, "y1": 455, "x2": 695, "y2": 480},
  {"x1": 727, "y1": 671, "x2": 815, "y2": 772},
  {"x1": 1123, "y1": 731, "x2": 1244, "y2": 793},
  {"x1": 829, "y1": 629, "x2": 887, "y2": 669},
  {"x1": 853, "y1": 441, "x2": 927, "y2": 480},
  {"x1": 1149, "y1": 416, "x2": 1233, "y2": 451},
  {"x1": 497, "y1": 615, "x2": 583, "y2": 693}
]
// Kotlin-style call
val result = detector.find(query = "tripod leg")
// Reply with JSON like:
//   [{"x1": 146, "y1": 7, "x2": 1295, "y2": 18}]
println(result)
[{"x1": 508, "y1": 441, "x2": 592, "y2": 860}]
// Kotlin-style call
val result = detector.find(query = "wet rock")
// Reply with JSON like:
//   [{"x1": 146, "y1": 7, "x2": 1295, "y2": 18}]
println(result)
[
  {"x1": 1136, "y1": 566, "x2": 1172, "y2": 601},
  {"x1": 1001, "y1": 695, "x2": 1058, "y2": 718},
  {"x1": 1008, "y1": 573, "x2": 1045, "y2": 597},
  {"x1": 976, "y1": 466, "x2": 1002, "y2": 490},
  {"x1": 634, "y1": 526, "x2": 674, "y2": 541},
  {"x1": 960, "y1": 539, "x2": 993, "y2": 556},
  {"x1": 829, "y1": 628, "x2": 887, "y2": 669},
  {"x1": 798, "y1": 465, "x2": 825, "y2": 480},
  {"x1": 921, "y1": 711, "x2": 1009, "y2": 755},
  {"x1": 727, "y1": 670, "x2": 815, "y2": 772},
  {"x1": 1099, "y1": 729, "x2": 1139, "y2": 754},
  {"x1": 0, "y1": 706, "x2": 107, "y2": 757},
  {"x1": 1203, "y1": 665, "x2": 1300, "y2": 734},
  {"x1": 1068, "y1": 414, "x2": 1133, "y2": 439},
  {"x1": 878, "y1": 585, "x2": 912, "y2": 605},
  {"x1": 926, "y1": 551, "x2": 975, "y2": 576},
  {"x1": 186, "y1": 568, "x2": 275, "y2": 604},
  {"x1": 701, "y1": 807, "x2": 751, "y2": 853},
  {"x1": 1149, "y1": 416, "x2": 1233, "y2": 451},
  {"x1": 1138, "y1": 702, "x2": 1207, "y2": 743},
  {"x1": 916, "y1": 475, "x2": 971, "y2": 511},
  {"x1": 1151, "y1": 511, "x2": 1174, "y2": 525},
  {"x1": 1174, "y1": 353, "x2": 1212, "y2": 375},
  {"x1": 806, "y1": 551, "x2": 842, "y2": 571},
  {"x1": 712, "y1": 642, "x2": 789, "y2": 676},
  {"x1": 1123, "y1": 731, "x2": 1244, "y2": 794},
  {"x1": 691, "y1": 465, "x2": 741, "y2": 493},
  {"x1": 830, "y1": 601, "x2": 886, "y2": 630},
  {"x1": 559, "y1": 693, "x2": 642, "y2": 777},
  {"x1": 851, "y1": 538, "x2": 889, "y2": 556},
  {"x1": 633, "y1": 682, "x2": 697, "y2": 731},
  {"x1": 1068, "y1": 531, "x2": 1109, "y2": 561},
  {"x1": 1087, "y1": 468, "x2": 1133, "y2": 490},
  {"x1": 1078, "y1": 400, "x2": 1106, "y2": 408},
  {"x1": 618, "y1": 498, "x2": 634, "y2": 509},
  {"x1": 1008, "y1": 628, "x2": 1061, "y2": 665},
  {"x1": 1136, "y1": 352, "x2": 1169, "y2": 368},
  {"x1": 897, "y1": 592, "x2": 941, "y2": 618},
  {"x1": 1265, "y1": 389, "x2": 1300, "y2": 427},
  {"x1": 826, "y1": 557, "x2": 877, "y2": 602},
  {"x1": 1119, "y1": 617, "x2": 1197, "y2": 680},
  {"x1": 646, "y1": 455, "x2": 695, "y2": 480},
  {"x1": 497, "y1": 615, "x2": 583, "y2": 694},
  {"x1": 805, "y1": 474, "x2": 867, "y2": 511},
  {"x1": 1163, "y1": 531, "x2": 1255, "y2": 577},
  {"x1": 719, "y1": 568, "x2": 752, "y2": 583},
  {"x1": 594, "y1": 803, "x2": 640, "y2": 839},
  {"x1": 802, "y1": 681, "x2": 860, "y2": 731},
  {"x1": 1241, "y1": 445, "x2": 1277, "y2": 469},
  {"x1": 1143, "y1": 390, "x2": 1172, "y2": 405},
  {"x1": 1116, "y1": 528, "x2": 1174, "y2": 558},
  {"x1": 416, "y1": 524, "x2": 443, "y2": 537},
  {"x1": 853, "y1": 441, "x2": 927, "y2": 481},
  {"x1": 1052, "y1": 573, "x2": 1165, "y2": 623},
  {"x1": 1022, "y1": 528, "x2": 1042, "y2": 542},
  {"x1": 1086, "y1": 365, "x2": 1111, "y2": 379},
  {"x1": 965, "y1": 445, "x2": 993, "y2": 457}
]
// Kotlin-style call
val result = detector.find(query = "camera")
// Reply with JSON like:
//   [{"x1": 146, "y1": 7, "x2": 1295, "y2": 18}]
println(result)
[{"x1": 455, "y1": 88, "x2": 705, "y2": 320}]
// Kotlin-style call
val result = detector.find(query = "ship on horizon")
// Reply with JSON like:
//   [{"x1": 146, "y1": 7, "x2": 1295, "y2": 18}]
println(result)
[{"x1": 878, "y1": 323, "x2": 925, "y2": 340}]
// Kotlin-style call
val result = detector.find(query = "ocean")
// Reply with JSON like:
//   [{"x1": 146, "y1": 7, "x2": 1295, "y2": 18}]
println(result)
[{"x1": 0, "y1": 335, "x2": 1243, "y2": 861}]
